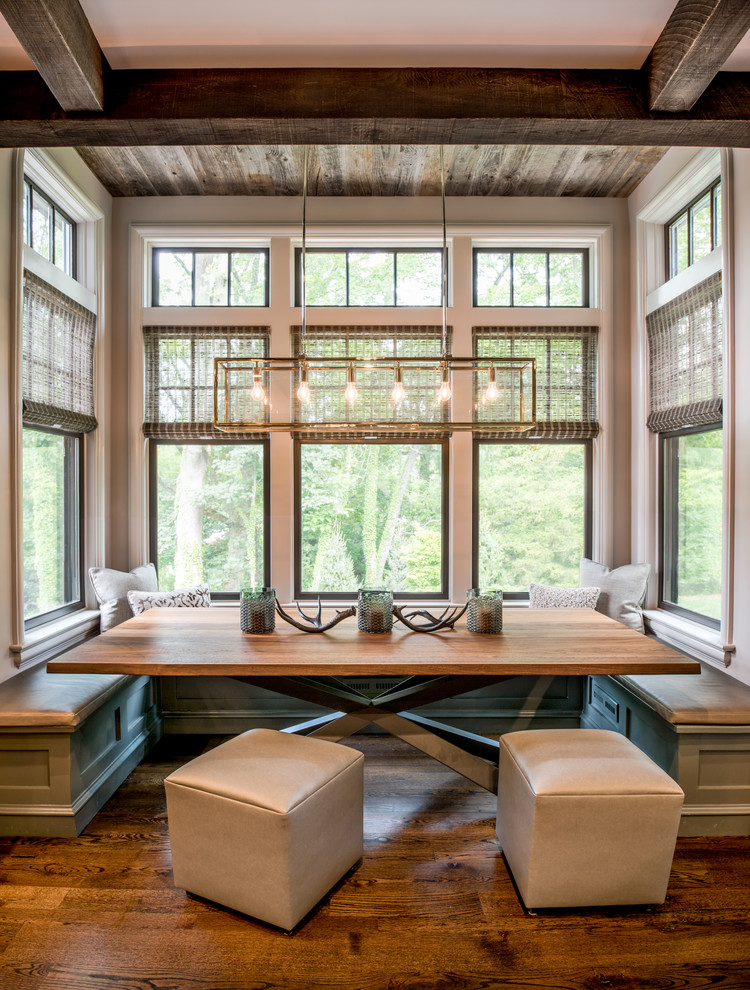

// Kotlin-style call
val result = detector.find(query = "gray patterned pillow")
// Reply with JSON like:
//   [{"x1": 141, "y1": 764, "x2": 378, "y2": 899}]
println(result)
[
  {"x1": 127, "y1": 584, "x2": 211, "y2": 615},
  {"x1": 529, "y1": 582, "x2": 600, "y2": 609},
  {"x1": 89, "y1": 563, "x2": 158, "y2": 631}
]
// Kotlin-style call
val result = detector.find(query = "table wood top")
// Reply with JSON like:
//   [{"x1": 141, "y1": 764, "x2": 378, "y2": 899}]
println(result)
[{"x1": 47, "y1": 606, "x2": 702, "y2": 678}]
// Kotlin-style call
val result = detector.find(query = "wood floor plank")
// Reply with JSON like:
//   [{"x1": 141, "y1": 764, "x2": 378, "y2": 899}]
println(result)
[{"x1": 0, "y1": 734, "x2": 748, "y2": 990}]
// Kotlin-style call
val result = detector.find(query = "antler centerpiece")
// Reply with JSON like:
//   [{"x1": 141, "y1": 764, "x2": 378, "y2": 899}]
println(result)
[{"x1": 275, "y1": 599, "x2": 356, "y2": 633}]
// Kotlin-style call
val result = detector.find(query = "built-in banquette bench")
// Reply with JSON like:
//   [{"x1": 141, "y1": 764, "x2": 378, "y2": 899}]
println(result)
[
  {"x1": 582, "y1": 663, "x2": 750, "y2": 836},
  {"x1": 0, "y1": 665, "x2": 162, "y2": 836}
]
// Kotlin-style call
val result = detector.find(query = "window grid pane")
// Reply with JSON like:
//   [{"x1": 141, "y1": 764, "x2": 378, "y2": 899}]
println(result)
[
  {"x1": 298, "y1": 441, "x2": 445, "y2": 596},
  {"x1": 476, "y1": 442, "x2": 587, "y2": 593},
  {"x1": 153, "y1": 443, "x2": 266, "y2": 594},
  {"x1": 296, "y1": 249, "x2": 443, "y2": 307},
  {"x1": 153, "y1": 249, "x2": 269, "y2": 307},
  {"x1": 474, "y1": 249, "x2": 588, "y2": 307}
]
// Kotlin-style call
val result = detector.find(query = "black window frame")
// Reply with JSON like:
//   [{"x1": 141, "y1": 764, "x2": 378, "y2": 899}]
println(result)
[
  {"x1": 294, "y1": 437, "x2": 450, "y2": 601},
  {"x1": 472, "y1": 248, "x2": 590, "y2": 308},
  {"x1": 23, "y1": 425, "x2": 85, "y2": 629},
  {"x1": 665, "y1": 179, "x2": 722, "y2": 281},
  {"x1": 472, "y1": 437, "x2": 593, "y2": 599},
  {"x1": 148, "y1": 438, "x2": 271, "y2": 599},
  {"x1": 293, "y1": 247, "x2": 445, "y2": 307},
  {"x1": 658, "y1": 423, "x2": 722, "y2": 629},
  {"x1": 151, "y1": 247, "x2": 270, "y2": 307},
  {"x1": 23, "y1": 178, "x2": 77, "y2": 279}
]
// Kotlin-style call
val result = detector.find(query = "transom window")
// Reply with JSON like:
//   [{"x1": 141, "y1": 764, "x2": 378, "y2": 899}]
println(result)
[
  {"x1": 23, "y1": 179, "x2": 76, "y2": 278},
  {"x1": 152, "y1": 248, "x2": 269, "y2": 307},
  {"x1": 473, "y1": 249, "x2": 589, "y2": 307},
  {"x1": 666, "y1": 180, "x2": 721, "y2": 280},
  {"x1": 294, "y1": 248, "x2": 443, "y2": 307}
]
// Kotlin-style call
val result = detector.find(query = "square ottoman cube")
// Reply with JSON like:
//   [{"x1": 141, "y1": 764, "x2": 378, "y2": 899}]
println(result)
[
  {"x1": 496, "y1": 729, "x2": 684, "y2": 909},
  {"x1": 165, "y1": 728, "x2": 364, "y2": 929}
]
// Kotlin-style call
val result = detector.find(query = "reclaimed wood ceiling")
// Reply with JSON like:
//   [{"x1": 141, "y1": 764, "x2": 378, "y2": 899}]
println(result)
[{"x1": 76, "y1": 143, "x2": 667, "y2": 198}]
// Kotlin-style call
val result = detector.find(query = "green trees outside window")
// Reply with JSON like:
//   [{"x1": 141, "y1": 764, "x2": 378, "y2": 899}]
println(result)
[
  {"x1": 22, "y1": 428, "x2": 81, "y2": 623},
  {"x1": 23, "y1": 180, "x2": 75, "y2": 278},
  {"x1": 475, "y1": 442, "x2": 588, "y2": 593},
  {"x1": 295, "y1": 249, "x2": 443, "y2": 307},
  {"x1": 474, "y1": 250, "x2": 588, "y2": 307},
  {"x1": 661, "y1": 428, "x2": 723, "y2": 623},
  {"x1": 152, "y1": 249, "x2": 268, "y2": 306},
  {"x1": 667, "y1": 181, "x2": 722, "y2": 279},
  {"x1": 152, "y1": 443, "x2": 267, "y2": 594},
  {"x1": 297, "y1": 442, "x2": 446, "y2": 596}
]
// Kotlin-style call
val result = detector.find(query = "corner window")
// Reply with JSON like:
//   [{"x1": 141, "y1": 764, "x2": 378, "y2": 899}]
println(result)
[
  {"x1": 296, "y1": 440, "x2": 448, "y2": 598},
  {"x1": 294, "y1": 248, "x2": 443, "y2": 306},
  {"x1": 473, "y1": 249, "x2": 588, "y2": 307},
  {"x1": 666, "y1": 180, "x2": 721, "y2": 279},
  {"x1": 150, "y1": 441, "x2": 269, "y2": 596},
  {"x1": 22, "y1": 427, "x2": 83, "y2": 626},
  {"x1": 474, "y1": 440, "x2": 591, "y2": 596},
  {"x1": 152, "y1": 248, "x2": 269, "y2": 306},
  {"x1": 660, "y1": 427, "x2": 722, "y2": 626},
  {"x1": 23, "y1": 179, "x2": 76, "y2": 278}
]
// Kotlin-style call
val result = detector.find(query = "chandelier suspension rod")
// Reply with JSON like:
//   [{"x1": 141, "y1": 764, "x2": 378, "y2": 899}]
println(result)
[
  {"x1": 440, "y1": 145, "x2": 448, "y2": 360},
  {"x1": 300, "y1": 146, "x2": 309, "y2": 361}
]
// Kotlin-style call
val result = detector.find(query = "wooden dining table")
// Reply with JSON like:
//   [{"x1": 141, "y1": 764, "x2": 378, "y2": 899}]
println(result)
[{"x1": 47, "y1": 605, "x2": 701, "y2": 791}]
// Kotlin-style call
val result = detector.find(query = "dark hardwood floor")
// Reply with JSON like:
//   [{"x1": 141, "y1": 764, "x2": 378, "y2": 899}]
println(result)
[{"x1": 1, "y1": 734, "x2": 749, "y2": 990}]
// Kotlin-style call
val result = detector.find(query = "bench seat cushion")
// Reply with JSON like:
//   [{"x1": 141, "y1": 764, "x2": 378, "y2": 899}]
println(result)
[
  {"x1": 0, "y1": 665, "x2": 134, "y2": 728},
  {"x1": 614, "y1": 664, "x2": 750, "y2": 725}
]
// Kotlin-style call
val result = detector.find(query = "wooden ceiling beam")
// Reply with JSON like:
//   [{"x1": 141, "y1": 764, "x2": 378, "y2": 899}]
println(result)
[
  {"x1": 0, "y1": 0, "x2": 104, "y2": 111},
  {"x1": 644, "y1": 0, "x2": 750, "y2": 112},
  {"x1": 2, "y1": 66, "x2": 750, "y2": 147}
]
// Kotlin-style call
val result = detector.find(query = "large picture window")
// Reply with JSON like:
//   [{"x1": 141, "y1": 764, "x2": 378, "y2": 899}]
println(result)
[
  {"x1": 150, "y1": 442, "x2": 269, "y2": 596},
  {"x1": 22, "y1": 426, "x2": 83, "y2": 626},
  {"x1": 660, "y1": 427, "x2": 722, "y2": 625},
  {"x1": 474, "y1": 440, "x2": 591, "y2": 595},
  {"x1": 296, "y1": 441, "x2": 447, "y2": 598}
]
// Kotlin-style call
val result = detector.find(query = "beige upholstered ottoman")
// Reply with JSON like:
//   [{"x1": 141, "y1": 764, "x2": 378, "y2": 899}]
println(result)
[
  {"x1": 496, "y1": 729, "x2": 684, "y2": 909},
  {"x1": 164, "y1": 728, "x2": 364, "y2": 930}
]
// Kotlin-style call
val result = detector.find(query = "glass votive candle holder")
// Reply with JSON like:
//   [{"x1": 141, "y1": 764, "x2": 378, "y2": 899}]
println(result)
[
  {"x1": 467, "y1": 588, "x2": 503, "y2": 634},
  {"x1": 357, "y1": 589, "x2": 394, "y2": 633},
  {"x1": 240, "y1": 587, "x2": 276, "y2": 634}
]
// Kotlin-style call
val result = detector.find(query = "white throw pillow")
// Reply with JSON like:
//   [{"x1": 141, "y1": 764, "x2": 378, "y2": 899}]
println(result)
[
  {"x1": 127, "y1": 584, "x2": 211, "y2": 616},
  {"x1": 529, "y1": 582, "x2": 600, "y2": 609},
  {"x1": 89, "y1": 563, "x2": 158, "y2": 631},
  {"x1": 580, "y1": 559, "x2": 650, "y2": 632}
]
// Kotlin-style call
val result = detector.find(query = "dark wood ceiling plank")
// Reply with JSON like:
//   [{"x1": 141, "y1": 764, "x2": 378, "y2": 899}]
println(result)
[
  {"x1": 0, "y1": 0, "x2": 104, "y2": 111},
  {"x1": 645, "y1": 0, "x2": 750, "y2": 111},
  {"x1": 2, "y1": 67, "x2": 750, "y2": 147}
]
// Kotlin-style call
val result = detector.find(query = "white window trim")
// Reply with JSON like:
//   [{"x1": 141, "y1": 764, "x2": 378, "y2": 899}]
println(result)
[
  {"x1": 10, "y1": 150, "x2": 107, "y2": 666},
  {"x1": 129, "y1": 222, "x2": 613, "y2": 601},
  {"x1": 633, "y1": 149, "x2": 735, "y2": 669}
]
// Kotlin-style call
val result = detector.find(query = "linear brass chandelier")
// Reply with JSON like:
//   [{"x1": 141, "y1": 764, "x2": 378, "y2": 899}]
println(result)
[{"x1": 214, "y1": 147, "x2": 536, "y2": 435}]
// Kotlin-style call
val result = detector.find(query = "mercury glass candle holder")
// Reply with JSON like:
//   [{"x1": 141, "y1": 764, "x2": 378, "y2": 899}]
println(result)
[
  {"x1": 240, "y1": 587, "x2": 276, "y2": 634},
  {"x1": 357, "y1": 589, "x2": 394, "y2": 633},
  {"x1": 466, "y1": 588, "x2": 503, "y2": 634}
]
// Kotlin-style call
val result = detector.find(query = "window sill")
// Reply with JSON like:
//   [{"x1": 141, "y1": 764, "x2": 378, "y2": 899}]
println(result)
[
  {"x1": 643, "y1": 609, "x2": 734, "y2": 670},
  {"x1": 12, "y1": 609, "x2": 100, "y2": 671}
]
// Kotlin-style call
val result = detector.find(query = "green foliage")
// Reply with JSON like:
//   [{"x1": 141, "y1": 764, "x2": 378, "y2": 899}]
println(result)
[
  {"x1": 299, "y1": 443, "x2": 443, "y2": 593},
  {"x1": 22, "y1": 429, "x2": 69, "y2": 618},
  {"x1": 477, "y1": 444, "x2": 586, "y2": 592},
  {"x1": 155, "y1": 443, "x2": 265, "y2": 592}
]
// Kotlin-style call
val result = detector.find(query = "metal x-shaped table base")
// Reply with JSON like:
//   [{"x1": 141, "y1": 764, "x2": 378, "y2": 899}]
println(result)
[{"x1": 233, "y1": 673, "x2": 509, "y2": 791}]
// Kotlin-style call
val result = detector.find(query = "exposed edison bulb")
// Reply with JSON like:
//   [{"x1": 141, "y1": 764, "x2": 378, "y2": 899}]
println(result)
[
  {"x1": 437, "y1": 366, "x2": 452, "y2": 403},
  {"x1": 251, "y1": 367, "x2": 267, "y2": 404},
  {"x1": 483, "y1": 364, "x2": 500, "y2": 402},
  {"x1": 296, "y1": 367, "x2": 311, "y2": 404},
  {"x1": 344, "y1": 364, "x2": 358, "y2": 404},
  {"x1": 392, "y1": 366, "x2": 406, "y2": 406}
]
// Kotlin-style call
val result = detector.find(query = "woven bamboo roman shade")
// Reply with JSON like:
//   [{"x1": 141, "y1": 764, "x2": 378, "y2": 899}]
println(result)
[
  {"x1": 291, "y1": 325, "x2": 451, "y2": 438},
  {"x1": 473, "y1": 326, "x2": 599, "y2": 439},
  {"x1": 22, "y1": 269, "x2": 97, "y2": 433},
  {"x1": 143, "y1": 325, "x2": 269, "y2": 439},
  {"x1": 646, "y1": 271, "x2": 722, "y2": 433}
]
